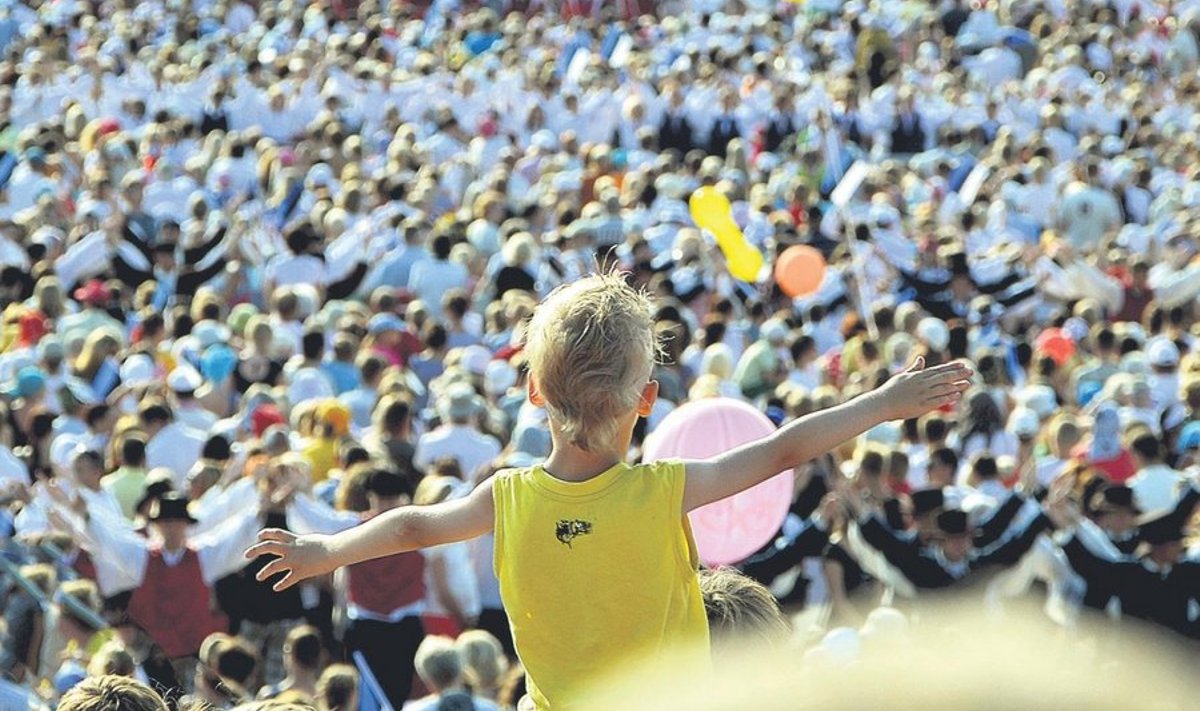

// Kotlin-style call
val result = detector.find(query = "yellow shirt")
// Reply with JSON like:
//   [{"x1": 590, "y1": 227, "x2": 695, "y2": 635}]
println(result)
[
  {"x1": 301, "y1": 436, "x2": 338, "y2": 483},
  {"x1": 493, "y1": 459, "x2": 710, "y2": 709}
]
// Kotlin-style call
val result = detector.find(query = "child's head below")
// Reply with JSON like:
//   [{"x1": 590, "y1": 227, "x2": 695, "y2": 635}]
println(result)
[{"x1": 525, "y1": 272, "x2": 657, "y2": 454}]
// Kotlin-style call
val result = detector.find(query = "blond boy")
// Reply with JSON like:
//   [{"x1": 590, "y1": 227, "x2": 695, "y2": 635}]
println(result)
[{"x1": 247, "y1": 273, "x2": 971, "y2": 709}]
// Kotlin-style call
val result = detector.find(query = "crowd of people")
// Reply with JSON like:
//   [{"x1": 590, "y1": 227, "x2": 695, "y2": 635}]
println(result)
[{"x1": 1, "y1": 0, "x2": 1200, "y2": 707}]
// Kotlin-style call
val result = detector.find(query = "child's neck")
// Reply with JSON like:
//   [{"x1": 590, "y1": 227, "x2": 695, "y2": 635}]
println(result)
[{"x1": 543, "y1": 443, "x2": 625, "y2": 483}]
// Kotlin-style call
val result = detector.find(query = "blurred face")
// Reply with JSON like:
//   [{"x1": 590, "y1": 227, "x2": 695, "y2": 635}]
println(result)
[
  {"x1": 153, "y1": 520, "x2": 189, "y2": 551},
  {"x1": 940, "y1": 534, "x2": 972, "y2": 563},
  {"x1": 1098, "y1": 508, "x2": 1137, "y2": 535},
  {"x1": 1150, "y1": 540, "x2": 1183, "y2": 565},
  {"x1": 73, "y1": 460, "x2": 103, "y2": 490},
  {"x1": 927, "y1": 461, "x2": 954, "y2": 488}
]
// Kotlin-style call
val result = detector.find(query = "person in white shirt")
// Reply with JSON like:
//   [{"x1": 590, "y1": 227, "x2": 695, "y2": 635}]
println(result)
[
  {"x1": 140, "y1": 401, "x2": 207, "y2": 490},
  {"x1": 410, "y1": 234, "x2": 470, "y2": 320},
  {"x1": 1128, "y1": 431, "x2": 1187, "y2": 513},
  {"x1": 404, "y1": 635, "x2": 500, "y2": 711},
  {"x1": 1057, "y1": 165, "x2": 1122, "y2": 249},
  {"x1": 414, "y1": 383, "x2": 501, "y2": 483},
  {"x1": 168, "y1": 365, "x2": 218, "y2": 432},
  {"x1": 65, "y1": 492, "x2": 263, "y2": 682}
]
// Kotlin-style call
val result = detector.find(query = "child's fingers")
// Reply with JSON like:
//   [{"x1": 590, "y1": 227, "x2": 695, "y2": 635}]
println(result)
[
  {"x1": 244, "y1": 540, "x2": 287, "y2": 560},
  {"x1": 273, "y1": 572, "x2": 298, "y2": 592},
  {"x1": 255, "y1": 557, "x2": 291, "y2": 582},
  {"x1": 922, "y1": 362, "x2": 973, "y2": 381},
  {"x1": 923, "y1": 390, "x2": 964, "y2": 406},
  {"x1": 257, "y1": 528, "x2": 297, "y2": 544}
]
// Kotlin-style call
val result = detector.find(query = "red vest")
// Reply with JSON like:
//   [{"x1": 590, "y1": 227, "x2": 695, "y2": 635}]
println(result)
[
  {"x1": 347, "y1": 551, "x2": 426, "y2": 616},
  {"x1": 73, "y1": 551, "x2": 97, "y2": 582},
  {"x1": 128, "y1": 547, "x2": 228, "y2": 659}
]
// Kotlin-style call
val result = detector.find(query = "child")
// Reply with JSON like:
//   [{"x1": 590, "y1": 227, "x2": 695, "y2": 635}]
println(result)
[{"x1": 246, "y1": 273, "x2": 972, "y2": 709}]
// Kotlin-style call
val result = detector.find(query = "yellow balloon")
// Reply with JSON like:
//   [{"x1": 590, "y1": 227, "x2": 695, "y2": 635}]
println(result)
[{"x1": 688, "y1": 187, "x2": 763, "y2": 282}]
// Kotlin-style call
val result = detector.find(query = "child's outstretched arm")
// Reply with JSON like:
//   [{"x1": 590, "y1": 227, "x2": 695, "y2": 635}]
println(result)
[
  {"x1": 245, "y1": 479, "x2": 496, "y2": 591},
  {"x1": 683, "y1": 358, "x2": 972, "y2": 512}
]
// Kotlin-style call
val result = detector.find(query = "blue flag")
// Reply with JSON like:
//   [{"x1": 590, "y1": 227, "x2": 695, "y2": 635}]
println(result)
[{"x1": 353, "y1": 651, "x2": 393, "y2": 711}]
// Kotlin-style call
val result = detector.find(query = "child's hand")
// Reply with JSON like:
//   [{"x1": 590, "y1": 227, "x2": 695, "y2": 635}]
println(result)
[
  {"x1": 877, "y1": 357, "x2": 973, "y2": 421},
  {"x1": 245, "y1": 529, "x2": 335, "y2": 592}
]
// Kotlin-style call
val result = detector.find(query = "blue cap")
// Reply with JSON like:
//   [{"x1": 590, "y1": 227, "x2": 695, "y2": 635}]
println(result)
[
  {"x1": 24, "y1": 146, "x2": 46, "y2": 165},
  {"x1": 53, "y1": 660, "x2": 87, "y2": 695},
  {"x1": 367, "y1": 313, "x2": 405, "y2": 335},
  {"x1": 200, "y1": 344, "x2": 238, "y2": 383},
  {"x1": 7, "y1": 366, "x2": 45, "y2": 399},
  {"x1": 1076, "y1": 380, "x2": 1103, "y2": 408},
  {"x1": 1177, "y1": 421, "x2": 1200, "y2": 455}
]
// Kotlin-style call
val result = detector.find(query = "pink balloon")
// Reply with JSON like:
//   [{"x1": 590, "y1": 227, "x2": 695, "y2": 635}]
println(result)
[{"x1": 643, "y1": 398, "x2": 793, "y2": 566}]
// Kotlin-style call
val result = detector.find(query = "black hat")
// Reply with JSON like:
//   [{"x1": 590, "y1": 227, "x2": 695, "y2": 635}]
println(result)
[
  {"x1": 946, "y1": 251, "x2": 970, "y2": 277},
  {"x1": 148, "y1": 493, "x2": 197, "y2": 524},
  {"x1": 1138, "y1": 510, "x2": 1185, "y2": 546},
  {"x1": 1091, "y1": 485, "x2": 1140, "y2": 515},
  {"x1": 134, "y1": 473, "x2": 175, "y2": 516},
  {"x1": 911, "y1": 488, "x2": 946, "y2": 518},
  {"x1": 883, "y1": 498, "x2": 906, "y2": 531},
  {"x1": 936, "y1": 509, "x2": 970, "y2": 537}
]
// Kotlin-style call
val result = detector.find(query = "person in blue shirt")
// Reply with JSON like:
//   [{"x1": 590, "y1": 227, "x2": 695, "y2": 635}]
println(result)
[{"x1": 321, "y1": 334, "x2": 363, "y2": 396}]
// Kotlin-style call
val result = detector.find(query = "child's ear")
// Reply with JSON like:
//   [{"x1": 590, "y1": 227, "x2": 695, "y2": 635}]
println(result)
[
  {"x1": 527, "y1": 374, "x2": 546, "y2": 407},
  {"x1": 637, "y1": 380, "x2": 659, "y2": 418}
]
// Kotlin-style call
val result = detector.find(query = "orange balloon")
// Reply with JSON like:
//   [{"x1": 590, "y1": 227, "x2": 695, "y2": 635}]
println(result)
[{"x1": 774, "y1": 245, "x2": 827, "y2": 298}]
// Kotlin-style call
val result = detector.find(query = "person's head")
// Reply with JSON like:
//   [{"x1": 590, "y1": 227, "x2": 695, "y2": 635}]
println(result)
[
  {"x1": 302, "y1": 329, "x2": 325, "y2": 361},
  {"x1": 856, "y1": 446, "x2": 886, "y2": 492},
  {"x1": 147, "y1": 493, "x2": 196, "y2": 551},
  {"x1": 927, "y1": 447, "x2": 959, "y2": 488},
  {"x1": 282, "y1": 625, "x2": 323, "y2": 677},
  {"x1": 316, "y1": 664, "x2": 359, "y2": 711},
  {"x1": 138, "y1": 401, "x2": 172, "y2": 437},
  {"x1": 72, "y1": 449, "x2": 105, "y2": 490},
  {"x1": 524, "y1": 272, "x2": 657, "y2": 456},
  {"x1": 415, "y1": 636, "x2": 464, "y2": 694},
  {"x1": 1048, "y1": 416, "x2": 1082, "y2": 459},
  {"x1": 921, "y1": 414, "x2": 948, "y2": 445},
  {"x1": 934, "y1": 509, "x2": 973, "y2": 563},
  {"x1": 969, "y1": 455, "x2": 999, "y2": 487},
  {"x1": 963, "y1": 390, "x2": 1003, "y2": 435},
  {"x1": 910, "y1": 488, "x2": 946, "y2": 537},
  {"x1": 88, "y1": 641, "x2": 136, "y2": 678},
  {"x1": 455, "y1": 630, "x2": 508, "y2": 695},
  {"x1": 365, "y1": 467, "x2": 414, "y2": 511},
  {"x1": 1130, "y1": 431, "x2": 1165, "y2": 468},
  {"x1": 58, "y1": 675, "x2": 167, "y2": 711},
  {"x1": 378, "y1": 396, "x2": 412, "y2": 436},
  {"x1": 1090, "y1": 485, "x2": 1141, "y2": 535},
  {"x1": 698, "y1": 567, "x2": 791, "y2": 652}
]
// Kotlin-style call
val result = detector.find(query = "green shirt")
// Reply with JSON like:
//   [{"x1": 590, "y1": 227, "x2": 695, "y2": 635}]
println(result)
[{"x1": 102, "y1": 466, "x2": 148, "y2": 519}]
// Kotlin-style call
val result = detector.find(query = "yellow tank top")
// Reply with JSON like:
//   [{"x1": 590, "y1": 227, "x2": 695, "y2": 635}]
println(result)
[{"x1": 493, "y1": 459, "x2": 710, "y2": 709}]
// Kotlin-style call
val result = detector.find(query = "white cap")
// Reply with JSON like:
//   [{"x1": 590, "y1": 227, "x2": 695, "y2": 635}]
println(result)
[
  {"x1": 119, "y1": 354, "x2": 156, "y2": 386},
  {"x1": 460, "y1": 345, "x2": 492, "y2": 377},
  {"x1": 192, "y1": 321, "x2": 231, "y2": 350},
  {"x1": 916, "y1": 317, "x2": 950, "y2": 352},
  {"x1": 484, "y1": 359, "x2": 518, "y2": 397},
  {"x1": 1016, "y1": 385, "x2": 1057, "y2": 419},
  {"x1": 167, "y1": 365, "x2": 203, "y2": 393},
  {"x1": 1147, "y1": 337, "x2": 1180, "y2": 368},
  {"x1": 1007, "y1": 407, "x2": 1041, "y2": 438},
  {"x1": 761, "y1": 318, "x2": 790, "y2": 344},
  {"x1": 287, "y1": 368, "x2": 334, "y2": 407}
]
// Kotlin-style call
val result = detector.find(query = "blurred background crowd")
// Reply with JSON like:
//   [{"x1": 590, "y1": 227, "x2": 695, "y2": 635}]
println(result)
[{"x1": 1, "y1": 0, "x2": 1199, "y2": 708}]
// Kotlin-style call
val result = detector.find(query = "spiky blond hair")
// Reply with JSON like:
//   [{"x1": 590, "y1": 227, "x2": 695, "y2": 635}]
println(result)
[{"x1": 523, "y1": 272, "x2": 656, "y2": 452}]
